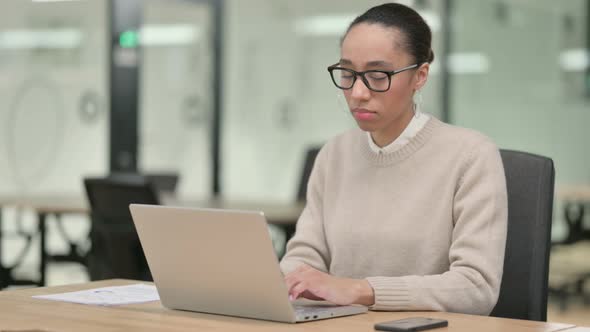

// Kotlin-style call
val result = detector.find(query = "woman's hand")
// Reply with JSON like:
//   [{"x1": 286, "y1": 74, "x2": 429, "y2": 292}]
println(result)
[{"x1": 284, "y1": 264, "x2": 375, "y2": 306}]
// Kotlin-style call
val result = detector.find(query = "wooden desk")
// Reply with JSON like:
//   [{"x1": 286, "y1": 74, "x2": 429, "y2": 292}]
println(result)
[
  {"x1": 0, "y1": 194, "x2": 304, "y2": 225},
  {"x1": 0, "y1": 195, "x2": 304, "y2": 287},
  {"x1": 557, "y1": 185, "x2": 590, "y2": 202},
  {"x1": 553, "y1": 184, "x2": 590, "y2": 309},
  {"x1": 0, "y1": 279, "x2": 577, "y2": 332}
]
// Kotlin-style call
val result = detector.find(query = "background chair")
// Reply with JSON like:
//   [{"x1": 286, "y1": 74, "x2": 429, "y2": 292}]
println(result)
[
  {"x1": 43, "y1": 172, "x2": 179, "y2": 277},
  {"x1": 84, "y1": 177, "x2": 159, "y2": 281},
  {"x1": 109, "y1": 172, "x2": 180, "y2": 194},
  {"x1": 269, "y1": 146, "x2": 322, "y2": 259},
  {"x1": 490, "y1": 149, "x2": 555, "y2": 321},
  {"x1": 145, "y1": 173, "x2": 179, "y2": 194},
  {"x1": 296, "y1": 146, "x2": 322, "y2": 202}
]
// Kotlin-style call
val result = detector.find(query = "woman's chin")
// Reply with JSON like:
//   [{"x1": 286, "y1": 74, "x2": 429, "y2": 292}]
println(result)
[{"x1": 355, "y1": 121, "x2": 379, "y2": 132}]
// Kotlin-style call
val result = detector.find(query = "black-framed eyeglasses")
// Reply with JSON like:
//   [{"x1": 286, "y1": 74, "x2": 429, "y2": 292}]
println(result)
[{"x1": 327, "y1": 63, "x2": 420, "y2": 92}]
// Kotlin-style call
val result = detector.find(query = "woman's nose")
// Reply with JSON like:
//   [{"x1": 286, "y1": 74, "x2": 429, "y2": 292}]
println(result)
[{"x1": 350, "y1": 77, "x2": 371, "y2": 100}]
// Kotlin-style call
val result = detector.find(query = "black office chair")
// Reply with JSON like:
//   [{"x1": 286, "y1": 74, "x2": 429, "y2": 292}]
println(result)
[
  {"x1": 272, "y1": 146, "x2": 322, "y2": 257},
  {"x1": 109, "y1": 172, "x2": 179, "y2": 193},
  {"x1": 296, "y1": 146, "x2": 322, "y2": 202},
  {"x1": 84, "y1": 177, "x2": 159, "y2": 281},
  {"x1": 145, "y1": 173, "x2": 179, "y2": 193},
  {"x1": 490, "y1": 150, "x2": 555, "y2": 321}
]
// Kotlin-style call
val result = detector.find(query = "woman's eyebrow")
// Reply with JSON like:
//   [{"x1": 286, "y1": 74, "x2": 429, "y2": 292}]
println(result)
[{"x1": 366, "y1": 60, "x2": 393, "y2": 67}]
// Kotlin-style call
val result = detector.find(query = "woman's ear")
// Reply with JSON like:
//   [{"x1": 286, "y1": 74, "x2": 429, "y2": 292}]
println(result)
[{"x1": 414, "y1": 63, "x2": 430, "y2": 90}]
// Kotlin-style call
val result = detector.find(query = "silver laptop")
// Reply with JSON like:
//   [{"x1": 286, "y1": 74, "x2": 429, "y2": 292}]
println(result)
[{"x1": 129, "y1": 204, "x2": 368, "y2": 323}]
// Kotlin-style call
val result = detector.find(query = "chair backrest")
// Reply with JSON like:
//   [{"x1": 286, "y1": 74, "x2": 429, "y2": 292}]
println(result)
[
  {"x1": 84, "y1": 177, "x2": 160, "y2": 281},
  {"x1": 490, "y1": 150, "x2": 555, "y2": 321},
  {"x1": 85, "y1": 177, "x2": 160, "y2": 220},
  {"x1": 108, "y1": 172, "x2": 179, "y2": 194},
  {"x1": 296, "y1": 146, "x2": 321, "y2": 202},
  {"x1": 145, "y1": 173, "x2": 179, "y2": 193}
]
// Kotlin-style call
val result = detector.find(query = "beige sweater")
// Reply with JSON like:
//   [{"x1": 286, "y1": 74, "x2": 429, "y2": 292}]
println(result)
[{"x1": 280, "y1": 117, "x2": 507, "y2": 315}]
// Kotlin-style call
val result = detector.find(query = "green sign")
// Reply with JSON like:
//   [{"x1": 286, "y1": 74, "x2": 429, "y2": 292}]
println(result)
[{"x1": 119, "y1": 30, "x2": 139, "y2": 48}]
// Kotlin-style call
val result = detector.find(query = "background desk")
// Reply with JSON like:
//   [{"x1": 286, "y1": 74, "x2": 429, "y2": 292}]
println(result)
[
  {"x1": 556, "y1": 185, "x2": 590, "y2": 244},
  {"x1": 552, "y1": 186, "x2": 590, "y2": 309},
  {"x1": 0, "y1": 195, "x2": 304, "y2": 287},
  {"x1": 0, "y1": 279, "x2": 579, "y2": 332}
]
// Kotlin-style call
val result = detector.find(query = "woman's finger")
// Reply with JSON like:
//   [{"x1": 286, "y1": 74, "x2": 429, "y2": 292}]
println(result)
[{"x1": 289, "y1": 280, "x2": 308, "y2": 300}]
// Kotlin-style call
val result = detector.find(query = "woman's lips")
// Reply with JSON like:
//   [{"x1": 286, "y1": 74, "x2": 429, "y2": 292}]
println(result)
[{"x1": 352, "y1": 108, "x2": 377, "y2": 121}]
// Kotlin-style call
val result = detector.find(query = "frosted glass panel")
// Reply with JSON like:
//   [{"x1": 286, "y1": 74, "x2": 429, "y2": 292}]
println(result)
[
  {"x1": 0, "y1": 0, "x2": 109, "y2": 196},
  {"x1": 450, "y1": 0, "x2": 590, "y2": 239},
  {"x1": 223, "y1": 0, "x2": 445, "y2": 202},
  {"x1": 139, "y1": 0, "x2": 214, "y2": 197},
  {"x1": 452, "y1": 0, "x2": 590, "y2": 183}
]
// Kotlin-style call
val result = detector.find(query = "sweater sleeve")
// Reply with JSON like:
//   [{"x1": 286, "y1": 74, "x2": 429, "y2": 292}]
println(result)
[
  {"x1": 280, "y1": 146, "x2": 331, "y2": 274},
  {"x1": 366, "y1": 140, "x2": 508, "y2": 315}
]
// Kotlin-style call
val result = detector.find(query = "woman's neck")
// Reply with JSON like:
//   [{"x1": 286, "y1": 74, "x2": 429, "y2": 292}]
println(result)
[{"x1": 371, "y1": 108, "x2": 415, "y2": 148}]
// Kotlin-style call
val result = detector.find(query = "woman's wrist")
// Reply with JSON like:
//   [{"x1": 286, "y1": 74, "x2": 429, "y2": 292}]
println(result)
[{"x1": 353, "y1": 279, "x2": 375, "y2": 306}]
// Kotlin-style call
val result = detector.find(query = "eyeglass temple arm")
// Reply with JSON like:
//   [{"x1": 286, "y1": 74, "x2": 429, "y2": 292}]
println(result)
[{"x1": 392, "y1": 63, "x2": 420, "y2": 74}]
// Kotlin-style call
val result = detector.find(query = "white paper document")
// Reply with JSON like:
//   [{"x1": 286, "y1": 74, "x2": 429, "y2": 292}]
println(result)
[{"x1": 33, "y1": 283, "x2": 160, "y2": 306}]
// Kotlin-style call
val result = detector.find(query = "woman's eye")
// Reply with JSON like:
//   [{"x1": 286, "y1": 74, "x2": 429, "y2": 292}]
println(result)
[{"x1": 367, "y1": 73, "x2": 387, "y2": 80}]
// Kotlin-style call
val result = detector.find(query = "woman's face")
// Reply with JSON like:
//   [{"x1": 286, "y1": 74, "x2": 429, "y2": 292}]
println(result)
[{"x1": 340, "y1": 23, "x2": 429, "y2": 143}]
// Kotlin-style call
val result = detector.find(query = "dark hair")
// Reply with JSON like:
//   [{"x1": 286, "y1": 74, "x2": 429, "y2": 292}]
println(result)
[{"x1": 343, "y1": 3, "x2": 435, "y2": 64}]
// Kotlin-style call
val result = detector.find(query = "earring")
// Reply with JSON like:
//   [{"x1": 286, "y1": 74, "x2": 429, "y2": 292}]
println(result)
[{"x1": 413, "y1": 90, "x2": 423, "y2": 116}]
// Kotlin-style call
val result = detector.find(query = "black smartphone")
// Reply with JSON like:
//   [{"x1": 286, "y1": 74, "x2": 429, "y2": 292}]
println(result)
[{"x1": 374, "y1": 317, "x2": 448, "y2": 332}]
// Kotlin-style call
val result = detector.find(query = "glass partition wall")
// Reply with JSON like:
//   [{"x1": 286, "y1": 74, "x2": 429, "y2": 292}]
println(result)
[
  {"x1": 0, "y1": 0, "x2": 109, "y2": 196},
  {"x1": 450, "y1": 0, "x2": 590, "y2": 240},
  {"x1": 222, "y1": 0, "x2": 446, "y2": 202},
  {"x1": 1, "y1": 0, "x2": 588, "y2": 292},
  {"x1": 139, "y1": 0, "x2": 215, "y2": 197},
  {"x1": 0, "y1": 0, "x2": 109, "y2": 285}
]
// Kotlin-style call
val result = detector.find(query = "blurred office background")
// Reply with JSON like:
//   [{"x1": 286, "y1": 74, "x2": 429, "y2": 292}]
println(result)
[{"x1": 0, "y1": 0, "x2": 589, "y2": 325}]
